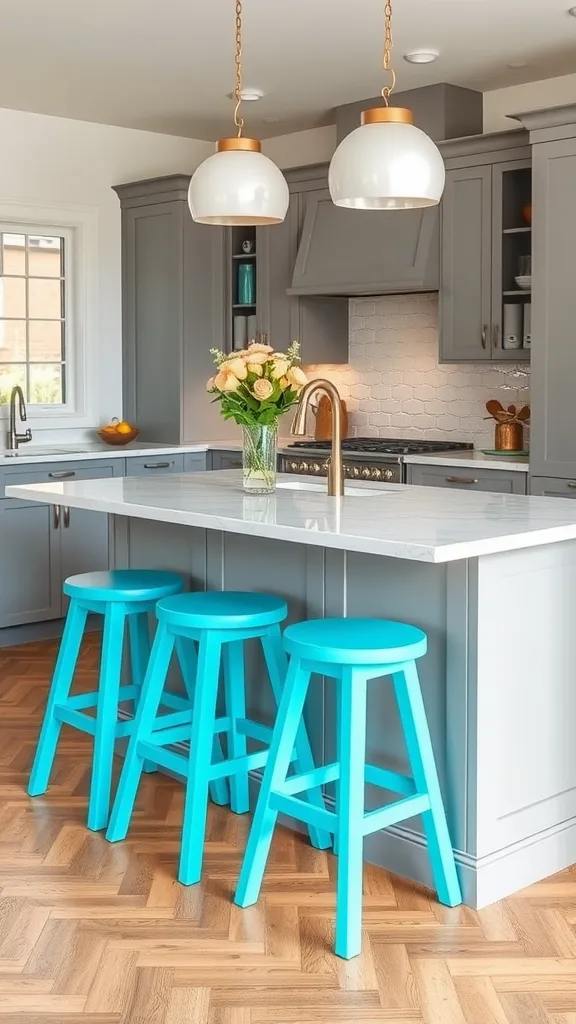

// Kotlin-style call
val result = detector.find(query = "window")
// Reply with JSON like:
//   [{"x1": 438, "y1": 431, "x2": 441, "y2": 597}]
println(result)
[{"x1": 0, "y1": 230, "x2": 69, "y2": 406}]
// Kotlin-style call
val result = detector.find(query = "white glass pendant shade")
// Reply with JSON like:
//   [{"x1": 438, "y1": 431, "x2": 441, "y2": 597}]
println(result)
[
  {"x1": 188, "y1": 139, "x2": 289, "y2": 226},
  {"x1": 329, "y1": 109, "x2": 446, "y2": 210}
]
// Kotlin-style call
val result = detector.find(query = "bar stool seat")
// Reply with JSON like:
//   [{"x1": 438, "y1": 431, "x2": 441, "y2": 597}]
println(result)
[
  {"x1": 28, "y1": 569, "x2": 185, "y2": 832},
  {"x1": 235, "y1": 617, "x2": 462, "y2": 959},
  {"x1": 106, "y1": 591, "x2": 332, "y2": 885}
]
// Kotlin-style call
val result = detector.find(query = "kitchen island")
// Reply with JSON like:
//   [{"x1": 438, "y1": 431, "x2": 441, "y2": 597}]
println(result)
[{"x1": 9, "y1": 469, "x2": 576, "y2": 909}]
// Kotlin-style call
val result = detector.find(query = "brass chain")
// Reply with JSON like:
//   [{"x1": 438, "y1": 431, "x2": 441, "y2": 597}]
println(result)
[
  {"x1": 381, "y1": 0, "x2": 396, "y2": 104},
  {"x1": 233, "y1": 0, "x2": 244, "y2": 136}
]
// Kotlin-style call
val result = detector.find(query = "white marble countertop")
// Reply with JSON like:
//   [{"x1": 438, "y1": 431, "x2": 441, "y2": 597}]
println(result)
[
  {"x1": 0, "y1": 440, "x2": 247, "y2": 465},
  {"x1": 8, "y1": 469, "x2": 576, "y2": 564},
  {"x1": 403, "y1": 450, "x2": 530, "y2": 472}
]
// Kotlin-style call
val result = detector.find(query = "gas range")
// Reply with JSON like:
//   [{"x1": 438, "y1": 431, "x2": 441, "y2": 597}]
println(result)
[{"x1": 279, "y1": 437, "x2": 473, "y2": 484}]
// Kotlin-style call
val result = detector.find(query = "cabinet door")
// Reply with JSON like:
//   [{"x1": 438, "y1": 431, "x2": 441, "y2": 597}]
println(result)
[
  {"x1": 125, "y1": 454, "x2": 185, "y2": 476},
  {"x1": 183, "y1": 453, "x2": 208, "y2": 472},
  {"x1": 530, "y1": 139, "x2": 576, "y2": 479},
  {"x1": 60, "y1": 504, "x2": 111, "y2": 591},
  {"x1": 530, "y1": 476, "x2": 576, "y2": 498},
  {"x1": 490, "y1": 158, "x2": 532, "y2": 362},
  {"x1": 211, "y1": 450, "x2": 243, "y2": 471},
  {"x1": 440, "y1": 165, "x2": 492, "y2": 361},
  {"x1": 0, "y1": 498, "x2": 61, "y2": 626},
  {"x1": 407, "y1": 463, "x2": 527, "y2": 494}
]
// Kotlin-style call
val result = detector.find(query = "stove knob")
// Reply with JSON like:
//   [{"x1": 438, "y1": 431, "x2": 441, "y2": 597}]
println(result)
[
  {"x1": 361, "y1": 467, "x2": 371, "y2": 479},
  {"x1": 322, "y1": 460, "x2": 330, "y2": 473},
  {"x1": 371, "y1": 468, "x2": 382, "y2": 481},
  {"x1": 289, "y1": 461, "x2": 299, "y2": 472},
  {"x1": 353, "y1": 466, "x2": 360, "y2": 478},
  {"x1": 299, "y1": 461, "x2": 309, "y2": 473},
  {"x1": 384, "y1": 469, "x2": 394, "y2": 481},
  {"x1": 312, "y1": 462, "x2": 321, "y2": 474}
]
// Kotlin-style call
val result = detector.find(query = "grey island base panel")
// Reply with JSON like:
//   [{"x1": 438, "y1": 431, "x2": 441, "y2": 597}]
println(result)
[{"x1": 112, "y1": 514, "x2": 576, "y2": 911}]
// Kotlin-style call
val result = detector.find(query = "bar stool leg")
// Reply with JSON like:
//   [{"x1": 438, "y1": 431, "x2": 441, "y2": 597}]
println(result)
[
  {"x1": 235, "y1": 657, "x2": 312, "y2": 908},
  {"x1": 223, "y1": 640, "x2": 249, "y2": 815},
  {"x1": 179, "y1": 633, "x2": 223, "y2": 885},
  {"x1": 28, "y1": 600, "x2": 88, "y2": 797},
  {"x1": 393, "y1": 662, "x2": 462, "y2": 907},
  {"x1": 88, "y1": 603, "x2": 127, "y2": 831},
  {"x1": 335, "y1": 667, "x2": 367, "y2": 959},
  {"x1": 129, "y1": 612, "x2": 156, "y2": 774},
  {"x1": 261, "y1": 627, "x2": 332, "y2": 851},
  {"x1": 106, "y1": 622, "x2": 176, "y2": 842},
  {"x1": 175, "y1": 636, "x2": 229, "y2": 808}
]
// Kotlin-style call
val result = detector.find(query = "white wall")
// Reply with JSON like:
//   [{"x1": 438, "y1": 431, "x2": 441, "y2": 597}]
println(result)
[
  {"x1": 484, "y1": 73, "x2": 576, "y2": 134},
  {"x1": 0, "y1": 106, "x2": 212, "y2": 440}
]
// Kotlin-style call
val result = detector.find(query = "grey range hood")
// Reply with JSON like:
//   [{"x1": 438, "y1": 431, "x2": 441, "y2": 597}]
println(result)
[{"x1": 289, "y1": 84, "x2": 483, "y2": 298}]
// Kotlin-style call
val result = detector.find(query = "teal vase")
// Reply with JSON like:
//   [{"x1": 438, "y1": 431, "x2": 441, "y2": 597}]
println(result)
[{"x1": 238, "y1": 263, "x2": 255, "y2": 305}]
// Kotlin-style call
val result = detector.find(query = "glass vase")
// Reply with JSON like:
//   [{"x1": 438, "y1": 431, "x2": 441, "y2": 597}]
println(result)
[{"x1": 242, "y1": 423, "x2": 277, "y2": 494}]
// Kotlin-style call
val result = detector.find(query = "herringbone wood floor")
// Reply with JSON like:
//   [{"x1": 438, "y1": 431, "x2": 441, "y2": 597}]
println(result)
[{"x1": 1, "y1": 637, "x2": 576, "y2": 1023}]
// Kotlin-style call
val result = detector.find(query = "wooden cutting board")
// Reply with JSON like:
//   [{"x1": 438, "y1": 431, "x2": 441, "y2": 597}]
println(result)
[{"x1": 314, "y1": 394, "x2": 349, "y2": 440}]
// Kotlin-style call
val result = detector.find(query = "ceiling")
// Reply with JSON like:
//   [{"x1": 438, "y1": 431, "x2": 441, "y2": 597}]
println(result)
[{"x1": 0, "y1": 0, "x2": 575, "y2": 140}]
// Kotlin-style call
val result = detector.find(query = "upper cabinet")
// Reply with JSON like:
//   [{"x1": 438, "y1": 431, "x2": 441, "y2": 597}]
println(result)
[
  {"x1": 513, "y1": 104, "x2": 576, "y2": 479},
  {"x1": 439, "y1": 130, "x2": 531, "y2": 363}
]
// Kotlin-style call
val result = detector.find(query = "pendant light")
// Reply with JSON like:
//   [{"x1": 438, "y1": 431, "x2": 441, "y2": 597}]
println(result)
[
  {"x1": 329, "y1": 0, "x2": 445, "y2": 210},
  {"x1": 188, "y1": 0, "x2": 288, "y2": 226}
]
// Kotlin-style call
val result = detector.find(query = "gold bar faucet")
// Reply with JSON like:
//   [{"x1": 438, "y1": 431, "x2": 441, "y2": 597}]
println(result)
[{"x1": 291, "y1": 379, "x2": 344, "y2": 497}]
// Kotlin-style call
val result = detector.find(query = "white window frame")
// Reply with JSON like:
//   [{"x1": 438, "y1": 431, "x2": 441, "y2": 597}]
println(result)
[{"x1": 0, "y1": 199, "x2": 98, "y2": 429}]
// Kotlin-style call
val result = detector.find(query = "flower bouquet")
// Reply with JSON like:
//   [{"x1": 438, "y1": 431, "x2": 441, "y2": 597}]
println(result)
[{"x1": 207, "y1": 341, "x2": 308, "y2": 493}]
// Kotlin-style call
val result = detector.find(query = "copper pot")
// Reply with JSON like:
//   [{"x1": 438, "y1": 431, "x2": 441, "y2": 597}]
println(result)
[{"x1": 495, "y1": 421, "x2": 523, "y2": 451}]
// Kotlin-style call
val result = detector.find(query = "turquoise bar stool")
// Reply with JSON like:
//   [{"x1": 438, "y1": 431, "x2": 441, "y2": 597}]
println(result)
[
  {"x1": 235, "y1": 618, "x2": 462, "y2": 959},
  {"x1": 28, "y1": 569, "x2": 197, "y2": 832},
  {"x1": 106, "y1": 591, "x2": 332, "y2": 884}
]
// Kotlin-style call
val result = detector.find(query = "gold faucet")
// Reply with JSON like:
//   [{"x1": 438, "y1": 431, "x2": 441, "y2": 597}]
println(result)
[{"x1": 291, "y1": 379, "x2": 344, "y2": 497}]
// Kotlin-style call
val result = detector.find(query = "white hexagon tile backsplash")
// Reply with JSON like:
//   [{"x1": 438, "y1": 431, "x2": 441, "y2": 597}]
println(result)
[{"x1": 303, "y1": 294, "x2": 530, "y2": 449}]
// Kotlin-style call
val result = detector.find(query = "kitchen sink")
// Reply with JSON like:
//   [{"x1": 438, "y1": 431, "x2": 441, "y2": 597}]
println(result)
[
  {"x1": 2, "y1": 446, "x2": 80, "y2": 457},
  {"x1": 277, "y1": 481, "x2": 387, "y2": 496}
]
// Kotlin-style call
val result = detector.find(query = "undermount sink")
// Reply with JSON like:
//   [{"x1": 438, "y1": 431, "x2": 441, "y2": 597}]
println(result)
[
  {"x1": 277, "y1": 481, "x2": 387, "y2": 496},
  {"x1": 2, "y1": 446, "x2": 79, "y2": 457}
]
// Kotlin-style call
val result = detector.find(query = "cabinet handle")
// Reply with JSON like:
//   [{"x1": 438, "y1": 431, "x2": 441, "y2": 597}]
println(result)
[
  {"x1": 481, "y1": 324, "x2": 488, "y2": 350},
  {"x1": 143, "y1": 462, "x2": 171, "y2": 469},
  {"x1": 567, "y1": 483, "x2": 576, "y2": 489},
  {"x1": 63, "y1": 506, "x2": 70, "y2": 528},
  {"x1": 48, "y1": 470, "x2": 76, "y2": 479},
  {"x1": 445, "y1": 476, "x2": 479, "y2": 484},
  {"x1": 492, "y1": 323, "x2": 500, "y2": 350},
  {"x1": 53, "y1": 504, "x2": 61, "y2": 529}
]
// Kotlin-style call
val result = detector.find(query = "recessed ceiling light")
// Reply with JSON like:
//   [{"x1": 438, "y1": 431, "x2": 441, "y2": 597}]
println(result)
[
  {"x1": 507, "y1": 61, "x2": 529, "y2": 69},
  {"x1": 226, "y1": 87, "x2": 264, "y2": 102},
  {"x1": 403, "y1": 50, "x2": 439, "y2": 65},
  {"x1": 569, "y1": 6, "x2": 576, "y2": 15}
]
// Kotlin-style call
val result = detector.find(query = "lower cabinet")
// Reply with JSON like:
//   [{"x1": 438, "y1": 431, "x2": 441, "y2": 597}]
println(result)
[
  {"x1": 530, "y1": 476, "x2": 576, "y2": 498},
  {"x1": 211, "y1": 450, "x2": 243, "y2": 471},
  {"x1": 125, "y1": 454, "x2": 185, "y2": 475},
  {"x1": 184, "y1": 453, "x2": 208, "y2": 472},
  {"x1": 406, "y1": 463, "x2": 528, "y2": 494},
  {"x1": 0, "y1": 459, "x2": 122, "y2": 629}
]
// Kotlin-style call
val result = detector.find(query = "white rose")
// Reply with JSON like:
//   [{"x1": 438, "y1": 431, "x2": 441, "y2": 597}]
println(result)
[{"x1": 252, "y1": 378, "x2": 274, "y2": 401}]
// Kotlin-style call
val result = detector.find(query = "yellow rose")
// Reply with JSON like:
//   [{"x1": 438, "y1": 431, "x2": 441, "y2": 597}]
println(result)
[
  {"x1": 246, "y1": 362, "x2": 263, "y2": 376},
  {"x1": 286, "y1": 366, "x2": 308, "y2": 390},
  {"x1": 214, "y1": 368, "x2": 240, "y2": 392},
  {"x1": 206, "y1": 376, "x2": 216, "y2": 391},
  {"x1": 252, "y1": 378, "x2": 274, "y2": 401},
  {"x1": 224, "y1": 356, "x2": 248, "y2": 380},
  {"x1": 279, "y1": 377, "x2": 289, "y2": 391},
  {"x1": 246, "y1": 342, "x2": 274, "y2": 356},
  {"x1": 242, "y1": 350, "x2": 268, "y2": 365},
  {"x1": 271, "y1": 358, "x2": 289, "y2": 380}
]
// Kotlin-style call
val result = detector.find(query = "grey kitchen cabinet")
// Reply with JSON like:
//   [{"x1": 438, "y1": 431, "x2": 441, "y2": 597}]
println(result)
[
  {"x1": 530, "y1": 476, "x2": 576, "y2": 498},
  {"x1": 256, "y1": 166, "x2": 348, "y2": 364},
  {"x1": 125, "y1": 454, "x2": 185, "y2": 476},
  {"x1": 514, "y1": 108, "x2": 576, "y2": 479},
  {"x1": 183, "y1": 452, "x2": 208, "y2": 472},
  {"x1": 406, "y1": 462, "x2": 527, "y2": 494},
  {"x1": 0, "y1": 459, "x2": 121, "y2": 628},
  {"x1": 440, "y1": 130, "x2": 531, "y2": 363},
  {"x1": 114, "y1": 176, "x2": 230, "y2": 445},
  {"x1": 211, "y1": 450, "x2": 243, "y2": 471}
]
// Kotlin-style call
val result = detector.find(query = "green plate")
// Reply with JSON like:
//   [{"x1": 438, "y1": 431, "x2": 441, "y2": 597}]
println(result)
[{"x1": 481, "y1": 449, "x2": 529, "y2": 457}]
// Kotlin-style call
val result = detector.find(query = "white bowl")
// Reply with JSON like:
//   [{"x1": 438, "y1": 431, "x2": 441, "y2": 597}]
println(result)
[{"x1": 515, "y1": 275, "x2": 532, "y2": 290}]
